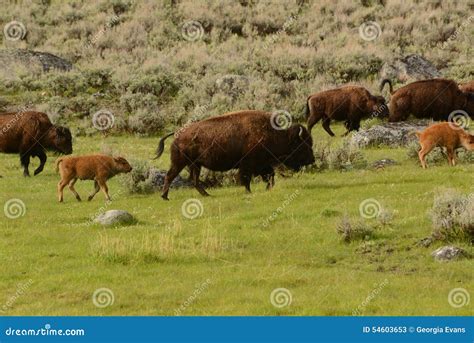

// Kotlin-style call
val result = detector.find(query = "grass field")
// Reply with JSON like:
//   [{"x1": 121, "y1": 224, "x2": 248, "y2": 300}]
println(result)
[{"x1": 0, "y1": 123, "x2": 472, "y2": 316}]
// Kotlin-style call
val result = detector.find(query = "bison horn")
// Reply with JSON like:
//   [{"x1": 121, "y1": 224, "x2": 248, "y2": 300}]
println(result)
[{"x1": 298, "y1": 126, "x2": 304, "y2": 139}]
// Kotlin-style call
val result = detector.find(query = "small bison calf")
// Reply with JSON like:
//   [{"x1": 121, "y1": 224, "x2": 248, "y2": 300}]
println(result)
[
  {"x1": 56, "y1": 154, "x2": 132, "y2": 202},
  {"x1": 416, "y1": 122, "x2": 474, "y2": 169}
]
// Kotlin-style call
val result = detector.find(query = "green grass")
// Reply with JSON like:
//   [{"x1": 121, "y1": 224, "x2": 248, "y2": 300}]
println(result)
[{"x1": 0, "y1": 124, "x2": 472, "y2": 316}]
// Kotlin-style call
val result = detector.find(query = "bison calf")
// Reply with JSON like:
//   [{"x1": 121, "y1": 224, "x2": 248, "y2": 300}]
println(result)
[
  {"x1": 56, "y1": 155, "x2": 132, "y2": 202},
  {"x1": 416, "y1": 122, "x2": 474, "y2": 169}
]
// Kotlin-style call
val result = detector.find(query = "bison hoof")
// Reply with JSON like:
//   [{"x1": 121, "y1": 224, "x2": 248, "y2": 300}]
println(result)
[{"x1": 161, "y1": 194, "x2": 169, "y2": 201}]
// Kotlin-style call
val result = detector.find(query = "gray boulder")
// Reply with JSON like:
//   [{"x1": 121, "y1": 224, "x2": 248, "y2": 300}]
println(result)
[
  {"x1": 351, "y1": 121, "x2": 432, "y2": 147},
  {"x1": 94, "y1": 210, "x2": 136, "y2": 226},
  {"x1": 380, "y1": 54, "x2": 441, "y2": 83},
  {"x1": 431, "y1": 246, "x2": 469, "y2": 261},
  {"x1": 149, "y1": 168, "x2": 193, "y2": 189},
  {"x1": 0, "y1": 49, "x2": 72, "y2": 78}
]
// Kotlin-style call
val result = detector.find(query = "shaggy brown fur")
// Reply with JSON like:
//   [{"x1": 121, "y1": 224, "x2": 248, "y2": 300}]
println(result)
[
  {"x1": 56, "y1": 155, "x2": 132, "y2": 202},
  {"x1": 305, "y1": 86, "x2": 388, "y2": 136},
  {"x1": 415, "y1": 122, "x2": 474, "y2": 169},
  {"x1": 155, "y1": 110, "x2": 315, "y2": 200},
  {"x1": 459, "y1": 80, "x2": 474, "y2": 94},
  {"x1": 380, "y1": 78, "x2": 474, "y2": 122},
  {"x1": 0, "y1": 111, "x2": 72, "y2": 176}
]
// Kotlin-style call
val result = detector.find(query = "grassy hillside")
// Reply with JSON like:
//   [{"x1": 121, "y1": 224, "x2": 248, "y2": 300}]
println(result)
[{"x1": 1, "y1": 0, "x2": 473, "y2": 133}]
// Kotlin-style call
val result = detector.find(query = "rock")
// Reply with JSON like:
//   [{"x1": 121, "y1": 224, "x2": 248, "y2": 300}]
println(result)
[
  {"x1": 351, "y1": 120, "x2": 432, "y2": 147},
  {"x1": 380, "y1": 54, "x2": 441, "y2": 83},
  {"x1": 149, "y1": 169, "x2": 193, "y2": 189},
  {"x1": 0, "y1": 49, "x2": 72, "y2": 78},
  {"x1": 431, "y1": 246, "x2": 469, "y2": 261},
  {"x1": 94, "y1": 210, "x2": 136, "y2": 226},
  {"x1": 371, "y1": 158, "x2": 398, "y2": 170}
]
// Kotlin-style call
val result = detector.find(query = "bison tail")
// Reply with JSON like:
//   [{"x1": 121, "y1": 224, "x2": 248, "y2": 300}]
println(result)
[
  {"x1": 380, "y1": 79, "x2": 393, "y2": 94},
  {"x1": 153, "y1": 132, "x2": 175, "y2": 160},
  {"x1": 304, "y1": 97, "x2": 311, "y2": 119},
  {"x1": 55, "y1": 158, "x2": 64, "y2": 173}
]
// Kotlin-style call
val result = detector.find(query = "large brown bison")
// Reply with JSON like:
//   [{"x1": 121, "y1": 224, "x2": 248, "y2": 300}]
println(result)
[
  {"x1": 459, "y1": 80, "x2": 474, "y2": 94},
  {"x1": 0, "y1": 111, "x2": 72, "y2": 176},
  {"x1": 380, "y1": 78, "x2": 474, "y2": 122},
  {"x1": 155, "y1": 110, "x2": 315, "y2": 200},
  {"x1": 305, "y1": 86, "x2": 388, "y2": 136}
]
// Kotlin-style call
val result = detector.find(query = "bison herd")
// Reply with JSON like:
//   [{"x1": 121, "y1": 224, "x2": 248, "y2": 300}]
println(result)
[{"x1": 0, "y1": 78, "x2": 473, "y2": 201}]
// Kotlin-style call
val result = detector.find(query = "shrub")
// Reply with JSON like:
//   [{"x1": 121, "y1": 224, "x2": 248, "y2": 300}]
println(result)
[
  {"x1": 127, "y1": 108, "x2": 166, "y2": 134},
  {"x1": 327, "y1": 141, "x2": 367, "y2": 171},
  {"x1": 430, "y1": 190, "x2": 473, "y2": 242},
  {"x1": 118, "y1": 159, "x2": 156, "y2": 194},
  {"x1": 336, "y1": 215, "x2": 375, "y2": 243}
]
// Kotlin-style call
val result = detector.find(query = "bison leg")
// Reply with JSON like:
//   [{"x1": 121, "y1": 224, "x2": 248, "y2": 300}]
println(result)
[
  {"x1": 33, "y1": 150, "x2": 47, "y2": 176},
  {"x1": 418, "y1": 144, "x2": 433, "y2": 169},
  {"x1": 190, "y1": 166, "x2": 210, "y2": 197},
  {"x1": 88, "y1": 181, "x2": 100, "y2": 201},
  {"x1": 97, "y1": 179, "x2": 111, "y2": 201},
  {"x1": 57, "y1": 179, "x2": 69, "y2": 202},
  {"x1": 260, "y1": 167, "x2": 275, "y2": 190},
  {"x1": 20, "y1": 153, "x2": 31, "y2": 177},
  {"x1": 239, "y1": 168, "x2": 252, "y2": 193},
  {"x1": 446, "y1": 147, "x2": 456, "y2": 166},
  {"x1": 68, "y1": 178, "x2": 82, "y2": 202},
  {"x1": 307, "y1": 113, "x2": 322, "y2": 133},
  {"x1": 322, "y1": 117, "x2": 335, "y2": 137},
  {"x1": 161, "y1": 163, "x2": 186, "y2": 200},
  {"x1": 342, "y1": 120, "x2": 360, "y2": 136}
]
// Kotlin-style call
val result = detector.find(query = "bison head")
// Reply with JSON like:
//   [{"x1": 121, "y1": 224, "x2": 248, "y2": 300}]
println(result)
[
  {"x1": 283, "y1": 125, "x2": 315, "y2": 171},
  {"x1": 46, "y1": 126, "x2": 73, "y2": 154},
  {"x1": 113, "y1": 157, "x2": 133, "y2": 173}
]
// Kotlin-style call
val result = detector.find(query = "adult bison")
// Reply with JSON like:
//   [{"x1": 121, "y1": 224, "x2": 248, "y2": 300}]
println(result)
[
  {"x1": 459, "y1": 80, "x2": 474, "y2": 94},
  {"x1": 0, "y1": 111, "x2": 72, "y2": 176},
  {"x1": 155, "y1": 110, "x2": 315, "y2": 200},
  {"x1": 380, "y1": 78, "x2": 474, "y2": 122},
  {"x1": 305, "y1": 86, "x2": 388, "y2": 136}
]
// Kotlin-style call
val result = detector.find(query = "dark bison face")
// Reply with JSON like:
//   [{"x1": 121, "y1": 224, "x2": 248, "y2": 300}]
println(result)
[
  {"x1": 370, "y1": 96, "x2": 389, "y2": 118},
  {"x1": 48, "y1": 126, "x2": 73, "y2": 154},
  {"x1": 283, "y1": 125, "x2": 315, "y2": 171}
]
